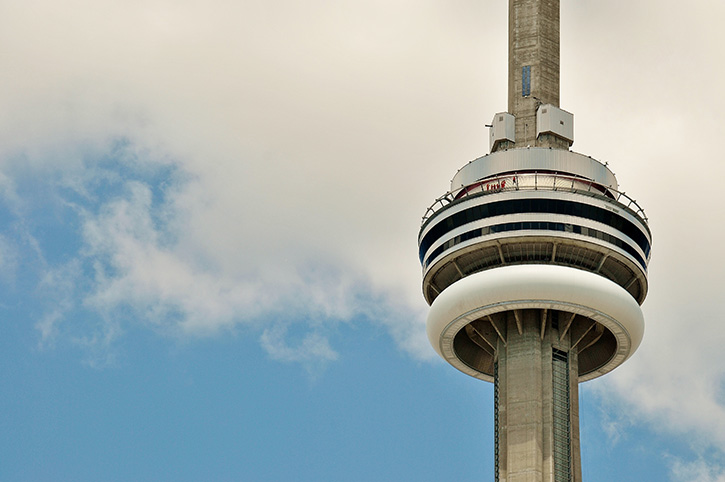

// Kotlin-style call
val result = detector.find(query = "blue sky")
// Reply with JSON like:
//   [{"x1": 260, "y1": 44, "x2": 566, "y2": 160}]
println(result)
[{"x1": 1, "y1": 0, "x2": 725, "y2": 480}]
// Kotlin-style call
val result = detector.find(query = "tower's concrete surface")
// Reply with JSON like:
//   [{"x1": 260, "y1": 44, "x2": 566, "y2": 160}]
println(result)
[
  {"x1": 495, "y1": 310, "x2": 582, "y2": 482},
  {"x1": 418, "y1": 1, "x2": 650, "y2": 480},
  {"x1": 508, "y1": 0, "x2": 561, "y2": 148}
]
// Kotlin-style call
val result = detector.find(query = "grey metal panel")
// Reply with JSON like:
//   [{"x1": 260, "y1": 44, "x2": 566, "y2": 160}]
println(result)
[{"x1": 451, "y1": 148, "x2": 618, "y2": 192}]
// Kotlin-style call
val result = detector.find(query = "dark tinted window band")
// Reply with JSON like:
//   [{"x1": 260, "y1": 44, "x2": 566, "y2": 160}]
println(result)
[
  {"x1": 423, "y1": 221, "x2": 647, "y2": 272},
  {"x1": 419, "y1": 198, "x2": 650, "y2": 262}
]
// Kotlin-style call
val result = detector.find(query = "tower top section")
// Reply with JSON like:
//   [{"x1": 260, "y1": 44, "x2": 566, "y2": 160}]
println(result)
[
  {"x1": 509, "y1": 0, "x2": 560, "y2": 115},
  {"x1": 491, "y1": 0, "x2": 571, "y2": 151}
]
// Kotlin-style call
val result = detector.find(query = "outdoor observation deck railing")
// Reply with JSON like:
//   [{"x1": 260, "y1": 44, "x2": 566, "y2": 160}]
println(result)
[{"x1": 421, "y1": 171, "x2": 649, "y2": 228}]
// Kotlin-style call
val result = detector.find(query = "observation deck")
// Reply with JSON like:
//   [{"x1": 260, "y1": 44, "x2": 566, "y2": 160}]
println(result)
[{"x1": 419, "y1": 147, "x2": 651, "y2": 382}]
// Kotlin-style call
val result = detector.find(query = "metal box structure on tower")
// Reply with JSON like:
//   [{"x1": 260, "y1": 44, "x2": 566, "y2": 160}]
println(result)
[
  {"x1": 490, "y1": 112, "x2": 516, "y2": 151},
  {"x1": 537, "y1": 104, "x2": 574, "y2": 144}
]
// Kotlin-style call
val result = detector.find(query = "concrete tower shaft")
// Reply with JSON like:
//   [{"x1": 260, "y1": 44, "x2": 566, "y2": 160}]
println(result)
[
  {"x1": 509, "y1": 0, "x2": 560, "y2": 113},
  {"x1": 499, "y1": 0, "x2": 569, "y2": 150},
  {"x1": 495, "y1": 310, "x2": 583, "y2": 482}
]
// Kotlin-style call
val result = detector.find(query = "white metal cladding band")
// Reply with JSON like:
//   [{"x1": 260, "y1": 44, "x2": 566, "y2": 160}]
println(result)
[
  {"x1": 450, "y1": 148, "x2": 618, "y2": 191},
  {"x1": 426, "y1": 264, "x2": 645, "y2": 382}
]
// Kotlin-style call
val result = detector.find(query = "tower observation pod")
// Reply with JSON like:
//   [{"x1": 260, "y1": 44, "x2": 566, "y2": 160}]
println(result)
[{"x1": 417, "y1": 1, "x2": 651, "y2": 481}]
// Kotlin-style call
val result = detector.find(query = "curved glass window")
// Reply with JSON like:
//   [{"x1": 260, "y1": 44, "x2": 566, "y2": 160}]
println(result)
[
  {"x1": 419, "y1": 198, "x2": 650, "y2": 263},
  {"x1": 423, "y1": 221, "x2": 647, "y2": 272}
]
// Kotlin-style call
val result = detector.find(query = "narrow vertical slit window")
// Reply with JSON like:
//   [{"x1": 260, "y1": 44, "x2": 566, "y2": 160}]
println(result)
[
  {"x1": 552, "y1": 349, "x2": 571, "y2": 482},
  {"x1": 494, "y1": 360, "x2": 500, "y2": 482},
  {"x1": 522, "y1": 66, "x2": 531, "y2": 97}
]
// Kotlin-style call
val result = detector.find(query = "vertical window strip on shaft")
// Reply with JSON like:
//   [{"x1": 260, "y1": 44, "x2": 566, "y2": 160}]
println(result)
[
  {"x1": 494, "y1": 360, "x2": 500, "y2": 482},
  {"x1": 522, "y1": 66, "x2": 531, "y2": 97},
  {"x1": 552, "y1": 349, "x2": 571, "y2": 482}
]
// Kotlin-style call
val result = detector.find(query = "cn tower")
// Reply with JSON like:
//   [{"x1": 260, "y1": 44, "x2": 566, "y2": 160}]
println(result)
[{"x1": 418, "y1": 1, "x2": 651, "y2": 481}]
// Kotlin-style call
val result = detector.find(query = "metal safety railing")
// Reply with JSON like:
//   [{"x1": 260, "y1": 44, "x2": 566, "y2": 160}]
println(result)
[{"x1": 421, "y1": 171, "x2": 649, "y2": 227}]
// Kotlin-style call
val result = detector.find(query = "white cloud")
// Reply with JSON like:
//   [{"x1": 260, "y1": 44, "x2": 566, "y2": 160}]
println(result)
[
  {"x1": 0, "y1": 234, "x2": 19, "y2": 283},
  {"x1": 0, "y1": 0, "x2": 458, "y2": 364},
  {"x1": 33, "y1": 258, "x2": 84, "y2": 344},
  {"x1": 669, "y1": 458, "x2": 725, "y2": 482},
  {"x1": 71, "y1": 175, "x2": 431, "y2": 363},
  {"x1": 260, "y1": 325, "x2": 338, "y2": 364},
  {"x1": 593, "y1": 294, "x2": 725, "y2": 454}
]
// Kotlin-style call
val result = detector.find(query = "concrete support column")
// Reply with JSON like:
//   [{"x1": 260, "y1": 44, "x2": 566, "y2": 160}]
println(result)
[
  {"x1": 496, "y1": 309, "x2": 582, "y2": 482},
  {"x1": 501, "y1": 310, "x2": 544, "y2": 482}
]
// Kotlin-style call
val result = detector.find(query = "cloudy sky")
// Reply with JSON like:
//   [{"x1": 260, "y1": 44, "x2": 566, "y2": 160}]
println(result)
[{"x1": 1, "y1": 0, "x2": 724, "y2": 480}]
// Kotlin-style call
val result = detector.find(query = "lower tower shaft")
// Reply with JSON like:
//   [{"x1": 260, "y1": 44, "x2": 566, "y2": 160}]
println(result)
[{"x1": 494, "y1": 310, "x2": 582, "y2": 482}]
